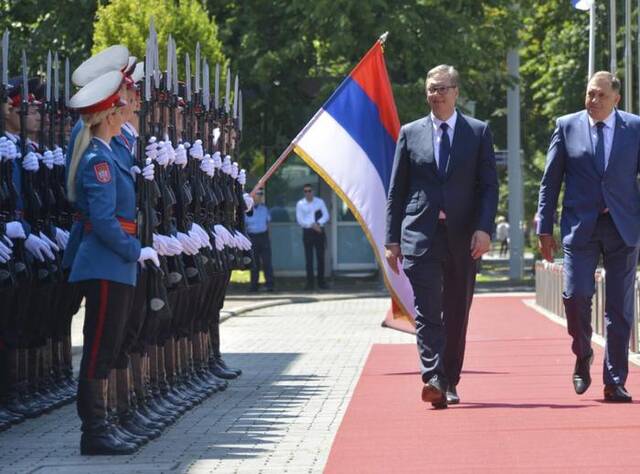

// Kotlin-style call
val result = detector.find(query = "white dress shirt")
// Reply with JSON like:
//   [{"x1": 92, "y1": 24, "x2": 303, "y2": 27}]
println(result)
[
  {"x1": 588, "y1": 109, "x2": 616, "y2": 170},
  {"x1": 431, "y1": 110, "x2": 457, "y2": 169},
  {"x1": 296, "y1": 196, "x2": 330, "y2": 229}
]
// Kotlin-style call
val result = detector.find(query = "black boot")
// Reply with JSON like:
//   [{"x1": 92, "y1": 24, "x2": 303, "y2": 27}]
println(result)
[{"x1": 78, "y1": 379, "x2": 138, "y2": 455}]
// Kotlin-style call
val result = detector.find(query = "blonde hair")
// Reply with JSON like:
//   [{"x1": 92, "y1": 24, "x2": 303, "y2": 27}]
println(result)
[{"x1": 66, "y1": 109, "x2": 115, "y2": 202}]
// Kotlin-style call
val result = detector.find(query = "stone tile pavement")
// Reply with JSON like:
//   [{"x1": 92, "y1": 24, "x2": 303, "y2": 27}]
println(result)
[{"x1": 0, "y1": 297, "x2": 413, "y2": 473}]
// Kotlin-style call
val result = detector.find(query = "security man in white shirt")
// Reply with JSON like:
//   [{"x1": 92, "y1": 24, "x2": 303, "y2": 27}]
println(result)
[{"x1": 295, "y1": 183, "x2": 330, "y2": 290}]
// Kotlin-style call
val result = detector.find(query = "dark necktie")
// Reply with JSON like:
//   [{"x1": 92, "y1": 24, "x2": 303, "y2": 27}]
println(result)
[
  {"x1": 438, "y1": 122, "x2": 450, "y2": 178},
  {"x1": 595, "y1": 122, "x2": 605, "y2": 175}
]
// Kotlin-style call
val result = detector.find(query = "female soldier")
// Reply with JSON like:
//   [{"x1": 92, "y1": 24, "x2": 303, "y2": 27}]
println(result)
[{"x1": 65, "y1": 70, "x2": 157, "y2": 456}]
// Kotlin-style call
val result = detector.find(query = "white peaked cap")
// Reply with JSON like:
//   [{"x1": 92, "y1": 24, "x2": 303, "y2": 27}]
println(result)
[
  {"x1": 123, "y1": 56, "x2": 137, "y2": 76},
  {"x1": 69, "y1": 70, "x2": 126, "y2": 114},
  {"x1": 72, "y1": 45, "x2": 129, "y2": 87},
  {"x1": 131, "y1": 62, "x2": 144, "y2": 83}
]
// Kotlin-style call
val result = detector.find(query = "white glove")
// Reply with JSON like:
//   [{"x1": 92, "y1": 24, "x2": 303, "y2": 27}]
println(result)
[
  {"x1": 177, "y1": 231, "x2": 199, "y2": 255},
  {"x1": 0, "y1": 238, "x2": 12, "y2": 263},
  {"x1": 238, "y1": 169, "x2": 247, "y2": 186},
  {"x1": 222, "y1": 155, "x2": 232, "y2": 175},
  {"x1": 237, "y1": 232, "x2": 253, "y2": 250},
  {"x1": 200, "y1": 155, "x2": 215, "y2": 177},
  {"x1": 215, "y1": 224, "x2": 236, "y2": 247},
  {"x1": 153, "y1": 233, "x2": 169, "y2": 256},
  {"x1": 25, "y1": 234, "x2": 54, "y2": 261},
  {"x1": 164, "y1": 140, "x2": 176, "y2": 165},
  {"x1": 191, "y1": 223, "x2": 212, "y2": 249},
  {"x1": 54, "y1": 227, "x2": 69, "y2": 250},
  {"x1": 138, "y1": 246, "x2": 160, "y2": 268},
  {"x1": 145, "y1": 137, "x2": 158, "y2": 161},
  {"x1": 243, "y1": 193, "x2": 254, "y2": 212},
  {"x1": 212, "y1": 151, "x2": 222, "y2": 169},
  {"x1": 53, "y1": 146, "x2": 65, "y2": 166},
  {"x1": 155, "y1": 141, "x2": 169, "y2": 166},
  {"x1": 22, "y1": 151, "x2": 40, "y2": 172},
  {"x1": 212, "y1": 127, "x2": 221, "y2": 146},
  {"x1": 213, "y1": 233, "x2": 224, "y2": 251},
  {"x1": 174, "y1": 144, "x2": 188, "y2": 168},
  {"x1": 189, "y1": 139, "x2": 204, "y2": 160},
  {"x1": 131, "y1": 160, "x2": 155, "y2": 181},
  {"x1": 231, "y1": 162, "x2": 239, "y2": 179},
  {"x1": 5, "y1": 221, "x2": 26, "y2": 240},
  {"x1": 38, "y1": 232, "x2": 60, "y2": 253},
  {"x1": 167, "y1": 236, "x2": 184, "y2": 256},
  {"x1": 1, "y1": 138, "x2": 18, "y2": 161},
  {"x1": 42, "y1": 150, "x2": 55, "y2": 170}
]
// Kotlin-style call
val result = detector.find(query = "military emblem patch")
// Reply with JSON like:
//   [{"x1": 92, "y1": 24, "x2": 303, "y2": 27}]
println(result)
[{"x1": 94, "y1": 162, "x2": 112, "y2": 183}]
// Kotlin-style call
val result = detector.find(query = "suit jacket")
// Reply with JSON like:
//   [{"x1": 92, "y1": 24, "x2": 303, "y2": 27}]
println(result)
[
  {"x1": 537, "y1": 109, "x2": 640, "y2": 247},
  {"x1": 385, "y1": 111, "x2": 498, "y2": 257}
]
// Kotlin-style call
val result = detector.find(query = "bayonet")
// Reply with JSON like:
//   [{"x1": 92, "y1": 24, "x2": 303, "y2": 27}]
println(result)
[
  {"x1": 195, "y1": 43, "x2": 200, "y2": 93},
  {"x1": 233, "y1": 74, "x2": 239, "y2": 118},
  {"x1": 239, "y1": 90, "x2": 243, "y2": 132},
  {"x1": 1, "y1": 30, "x2": 8, "y2": 86},
  {"x1": 203, "y1": 60, "x2": 210, "y2": 111},
  {"x1": 46, "y1": 51, "x2": 52, "y2": 103},
  {"x1": 225, "y1": 67, "x2": 231, "y2": 114},
  {"x1": 53, "y1": 52, "x2": 59, "y2": 102},
  {"x1": 64, "y1": 58, "x2": 70, "y2": 107},
  {"x1": 214, "y1": 63, "x2": 220, "y2": 111},
  {"x1": 185, "y1": 53, "x2": 191, "y2": 102},
  {"x1": 166, "y1": 34, "x2": 172, "y2": 91}
]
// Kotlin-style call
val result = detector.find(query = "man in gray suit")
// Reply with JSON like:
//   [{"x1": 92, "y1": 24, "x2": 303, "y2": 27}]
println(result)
[
  {"x1": 385, "y1": 65, "x2": 498, "y2": 409},
  {"x1": 537, "y1": 71, "x2": 640, "y2": 402}
]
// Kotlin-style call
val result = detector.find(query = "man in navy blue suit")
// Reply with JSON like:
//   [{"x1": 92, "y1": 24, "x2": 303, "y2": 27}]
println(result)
[
  {"x1": 537, "y1": 71, "x2": 640, "y2": 403},
  {"x1": 385, "y1": 65, "x2": 498, "y2": 408}
]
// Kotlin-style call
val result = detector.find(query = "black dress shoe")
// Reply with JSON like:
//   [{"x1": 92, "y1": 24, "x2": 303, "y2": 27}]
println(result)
[
  {"x1": 446, "y1": 386, "x2": 460, "y2": 405},
  {"x1": 421, "y1": 375, "x2": 447, "y2": 409},
  {"x1": 573, "y1": 350, "x2": 593, "y2": 395},
  {"x1": 604, "y1": 385, "x2": 632, "y2": 403}
]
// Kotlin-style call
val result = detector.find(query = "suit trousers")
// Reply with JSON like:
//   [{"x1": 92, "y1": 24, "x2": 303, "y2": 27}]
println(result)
[
  {"x1": 249, "y1": 232, "x2": 274, "y2": 289},
  {"x1": 303, "y1": 228, "x2": 325, "y2": 286},
  {"x1": 562, "y1": 213, "x2": 639, "y2": 385},
  {"x1": 402, "y1": 221, "x2": 477, "y2": 386}
]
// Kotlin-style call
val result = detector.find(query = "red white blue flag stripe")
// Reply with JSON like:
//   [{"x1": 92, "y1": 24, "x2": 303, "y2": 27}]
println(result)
[{"x1": 293, "y1": 40, "x2": 414, "y2": 325}]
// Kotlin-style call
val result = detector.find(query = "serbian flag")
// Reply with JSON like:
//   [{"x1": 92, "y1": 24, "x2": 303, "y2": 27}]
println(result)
[{"x1": 292, "y1": 36, "x2": 415, "y2": 333}]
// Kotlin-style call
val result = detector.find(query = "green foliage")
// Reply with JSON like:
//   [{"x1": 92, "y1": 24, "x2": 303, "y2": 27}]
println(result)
[
  {"x1": 92, "y1": 0, "x2": 226, "y2": 78},
  {"x1": 1, "y1": 0, "x2": 97, "y2": 77},
  {"x1": 208, "y1": 0, "x2": 519, "y2": 176}
]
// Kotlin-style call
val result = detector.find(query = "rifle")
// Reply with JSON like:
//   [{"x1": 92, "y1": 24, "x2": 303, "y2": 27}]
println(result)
[
  {"x1": 137, "y1": 42, "x2": 170, "y2": 319},
  {"x1": 0, "y1": 30, "x2": 16, "y2": 287},
  {"x1": 20, "y1": 51, "x2": 53, "y2": 284}
]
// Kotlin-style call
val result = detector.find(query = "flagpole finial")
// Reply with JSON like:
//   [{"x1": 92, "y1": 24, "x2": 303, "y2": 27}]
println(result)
[{"x1": 378, "y1": 32, "x2": 389, "y2": 45}]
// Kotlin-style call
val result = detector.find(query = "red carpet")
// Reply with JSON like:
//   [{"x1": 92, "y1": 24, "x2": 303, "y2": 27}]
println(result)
[{"x1": 324, "y1": 296, "x2": 640, "y2": 473}]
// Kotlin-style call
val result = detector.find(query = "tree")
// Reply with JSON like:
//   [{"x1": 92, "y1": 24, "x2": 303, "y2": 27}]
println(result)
[
  {"x1": 1, "y1": 0, "x2": 97, "y2": 78},
  {"x1": 208, "y1": 0, "x2": 519, "y2": 178},
  {"x1": 92, "y1": 0, "x2": 226, "y2": 80}
]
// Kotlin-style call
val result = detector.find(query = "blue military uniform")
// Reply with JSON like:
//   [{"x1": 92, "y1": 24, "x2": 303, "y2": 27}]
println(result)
[{"x1": 65, "y1": 138, "x2": 140, "y2": 286}]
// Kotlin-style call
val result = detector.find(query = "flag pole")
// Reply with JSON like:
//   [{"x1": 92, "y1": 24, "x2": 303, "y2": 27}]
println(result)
[
  {"x1": 589, "y1": 1, "x2": 596, "y2": 78},
  {"x1": 625, "y1": 0, "x2": 632, "y2": 111},
  {"x1": 611, "y1": 0, "x2": 617, "y2": 73}
]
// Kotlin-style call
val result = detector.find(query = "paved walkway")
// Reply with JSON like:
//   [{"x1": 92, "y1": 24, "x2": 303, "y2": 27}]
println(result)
[{"x1": 0, "y1": 297, "x2": 413, "y2": 473}]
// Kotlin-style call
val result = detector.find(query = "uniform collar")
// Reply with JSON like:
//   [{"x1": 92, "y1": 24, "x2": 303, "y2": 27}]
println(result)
[{"x1": 93, "y1": 137, "x2": 112, "y2": 151}]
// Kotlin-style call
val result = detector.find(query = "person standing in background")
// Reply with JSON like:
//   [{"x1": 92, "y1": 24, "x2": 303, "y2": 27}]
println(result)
[
  {"x1": 296, "y1": 183, "x2": 330, "y2": 290},
  {"x1": 245, "y1": 188, "x2": 275, "y2": 292}
]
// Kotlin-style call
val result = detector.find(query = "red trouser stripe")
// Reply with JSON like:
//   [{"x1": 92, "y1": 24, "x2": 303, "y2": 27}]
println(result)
[{"x1": 87, "y1": 280, "x2": 109, "y2": 379}]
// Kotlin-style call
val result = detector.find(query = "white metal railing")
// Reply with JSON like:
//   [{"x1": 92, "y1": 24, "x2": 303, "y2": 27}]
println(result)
[{"x1": 535, "y1": 261, "x2": 640, "y2": 354}]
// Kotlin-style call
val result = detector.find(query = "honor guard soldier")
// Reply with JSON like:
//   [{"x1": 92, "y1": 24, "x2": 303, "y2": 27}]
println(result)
[{"x1": 64, "y1": 69, "x2": 157, "y2": 455}]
